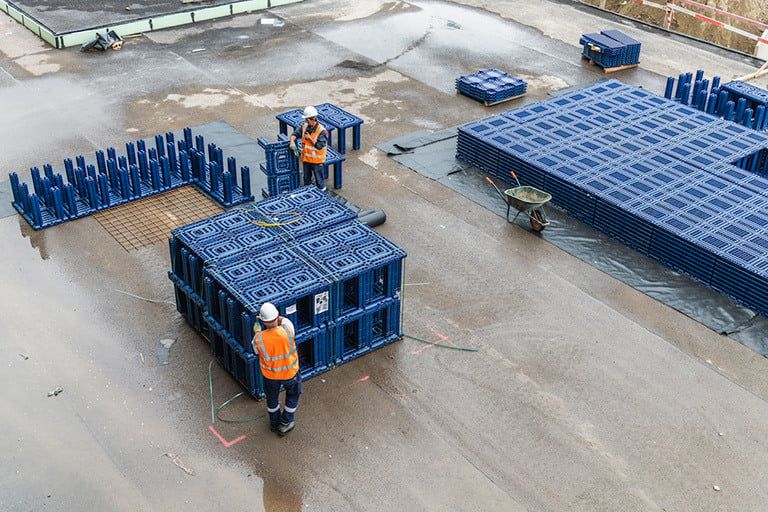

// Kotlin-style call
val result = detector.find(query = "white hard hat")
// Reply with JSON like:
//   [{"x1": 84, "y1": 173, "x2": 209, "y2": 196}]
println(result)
[
  {"x1": 302, "y1": 106, "x2": 318, "y2": 119},
  {"x1": 259, "y1": 302, "x2": 279, "y2": 322}
]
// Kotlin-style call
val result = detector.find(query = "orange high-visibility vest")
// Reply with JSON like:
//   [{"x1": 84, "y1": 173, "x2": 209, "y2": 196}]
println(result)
[
  {"x1": 255, "y1": 324, "x2": 299, "y2": 380},
  {"x1": 300, "y1": 122, "x2": 328, "y2": 164}
]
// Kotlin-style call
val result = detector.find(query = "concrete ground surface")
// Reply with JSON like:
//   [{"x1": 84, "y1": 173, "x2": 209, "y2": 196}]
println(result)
[{"x1": 2, "y1": 1, "x2": 768, "y2": 511}]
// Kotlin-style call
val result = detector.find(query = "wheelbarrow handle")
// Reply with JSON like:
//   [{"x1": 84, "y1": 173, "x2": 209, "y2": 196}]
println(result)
[
  {"x1": 509, "y1": 170, "x2": 521, "y2": 187},
  {"x1": 485, "y1": 176, "x2": 505, "y2": 201}
]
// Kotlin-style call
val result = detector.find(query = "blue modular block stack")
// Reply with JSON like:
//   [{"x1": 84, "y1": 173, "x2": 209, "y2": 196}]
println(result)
[
  {"x1": 456, "y1": 78, "x2": 768, "y2": 318},
  {"x1": 8, "y1": 126, "x2": 254, "y2": 230},
  {"x1": 580, "y1": 30, "x2": 641, "y2": 69},
  {"x1": 663, "y1": 71, "x2": 768, "y2": 132},
  {"x1": 168, "y1": 186, "x2": 406, "y2": 397},
  {"x1": 257, "y1": 136, "x2": 301, "y2": 197},
  {"x1": 455, "y1": 68, "x2": 527, "y2": 105}
]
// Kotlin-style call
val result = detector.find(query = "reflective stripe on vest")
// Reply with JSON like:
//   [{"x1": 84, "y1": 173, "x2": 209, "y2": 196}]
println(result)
[
  {"x1": 301, "y1": 122, "x2": 328, "y2": 164},
  {"x1": 256, "y1": 324, "x2": 299, "y2": 380}
]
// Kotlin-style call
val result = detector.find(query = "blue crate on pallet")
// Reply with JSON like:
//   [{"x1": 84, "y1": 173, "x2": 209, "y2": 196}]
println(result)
[
  {"x1": 456, "y1": 68, "x2": 527, "y2": 105},
  {"x1": 204, "y1": 312, "x2": 264, "y2": 397}
]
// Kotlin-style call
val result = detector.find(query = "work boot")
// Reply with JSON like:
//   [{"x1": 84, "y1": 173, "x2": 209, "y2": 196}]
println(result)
[
  {"x1": 277, "y1": 422, "x2": 295, "y2": 436},
  {"x1": 270, "y1": 424, "x2": 279, "y2": 433}
]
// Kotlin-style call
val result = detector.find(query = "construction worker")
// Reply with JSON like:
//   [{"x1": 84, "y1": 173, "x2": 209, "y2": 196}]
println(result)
[
  {"x1": 252, "y1": 302, "x2": 301, "y2": 436},
  {"x1": 289, "y1": 105, "x2": 329, "y2": 191}
]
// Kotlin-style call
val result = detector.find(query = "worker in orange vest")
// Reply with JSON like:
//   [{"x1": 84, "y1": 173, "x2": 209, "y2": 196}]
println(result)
[
  {"x1": 289, "y1": 105, "x2": 329, "y2": 191},
  {"x1": 252, "y1": 302, "x2": 301, "y2": 436}
]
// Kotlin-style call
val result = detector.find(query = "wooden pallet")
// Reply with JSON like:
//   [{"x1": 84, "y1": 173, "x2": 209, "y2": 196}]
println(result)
[
  {"x1": 456, "y1": 89, "x2": 526, "y2": 106},
  {"x1": 581, "y1": 54, "x2": 639, "y2": 74}
]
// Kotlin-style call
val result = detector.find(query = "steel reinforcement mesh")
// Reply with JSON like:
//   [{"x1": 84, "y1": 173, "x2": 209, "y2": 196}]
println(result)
[{"x1": 94, "y1": 185, "x2": 222, "y2": 251}]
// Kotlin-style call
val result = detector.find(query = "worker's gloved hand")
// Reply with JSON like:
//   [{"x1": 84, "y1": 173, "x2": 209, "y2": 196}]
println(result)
[{"x1": 289, "y1": 140, "x2": 296, "y2": 151}]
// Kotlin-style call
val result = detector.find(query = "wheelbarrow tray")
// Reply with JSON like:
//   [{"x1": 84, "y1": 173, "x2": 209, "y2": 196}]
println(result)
[{"x1": 504, "y1": 186, "x2": 552, "y2": 213}]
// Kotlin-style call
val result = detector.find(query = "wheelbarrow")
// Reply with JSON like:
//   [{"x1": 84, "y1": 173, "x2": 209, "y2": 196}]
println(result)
[{"x1": 485, "y1": 171, "x2": 552, "y2": 232}]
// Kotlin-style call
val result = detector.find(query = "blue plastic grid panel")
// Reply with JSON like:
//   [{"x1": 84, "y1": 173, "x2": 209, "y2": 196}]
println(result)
[
  {"x1": 592, "y1": 193, "x2": 656, "y2": 254},
  {"x1": 455, "y1": 78, "x2": 768, "y2": 323},
  {"x1": 710, "y1": 258, "x2": 768, "y2": 317},
  {"x1": 647, "y1": 227, "x2": 717, "y2": 283},
  {"x1": 544, "y1": 168, "x2": 597, "y2": 224}
]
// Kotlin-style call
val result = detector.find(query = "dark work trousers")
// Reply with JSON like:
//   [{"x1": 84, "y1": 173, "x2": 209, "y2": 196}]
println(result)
[
  {"x1": 302, "y1": 161, "x2": 326, "y2": 190},
  {"x1": 263, "y1": 372, "x2": 303, "y2": 428}
]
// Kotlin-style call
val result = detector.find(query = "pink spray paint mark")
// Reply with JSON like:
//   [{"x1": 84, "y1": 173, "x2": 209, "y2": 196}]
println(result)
[
  {"x1": 209, "y1": 425, "x2": 246, "y2": 447},
  {"x1": 411, "y1": 319, "x2": 458, "y2": 354},
  {"x1": 340, "y1": 375, "x2": 370, "y2": 391}
]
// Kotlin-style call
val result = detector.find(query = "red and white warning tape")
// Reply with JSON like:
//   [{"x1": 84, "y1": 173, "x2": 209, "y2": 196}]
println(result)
[{"x1": 620, "y1": 0, "x2": 768, "y2": 45}]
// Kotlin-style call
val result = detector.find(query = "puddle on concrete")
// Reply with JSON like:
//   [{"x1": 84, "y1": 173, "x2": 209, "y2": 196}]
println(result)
[
  {"x1": 17, "y1": 216, "x2": 49, "y2": 260},
  {"x1": 157, "y1": 338, "x2": 176, "y2": 365}
]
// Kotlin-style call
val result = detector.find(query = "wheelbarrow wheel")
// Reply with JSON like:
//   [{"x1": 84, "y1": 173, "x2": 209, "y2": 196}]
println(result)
[{"x1": 530, "y1": 209, "x2": 547, "y2": 232}]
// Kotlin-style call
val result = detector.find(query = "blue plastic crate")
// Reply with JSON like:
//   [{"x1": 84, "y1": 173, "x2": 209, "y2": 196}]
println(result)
[{"x1": 329, "y1": 297, "x2": 402, "y2": 364}]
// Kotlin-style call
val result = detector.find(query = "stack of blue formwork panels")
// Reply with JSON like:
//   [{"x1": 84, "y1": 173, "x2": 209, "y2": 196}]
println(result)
[
  {"x1": 168, "y1": 186, "x2": 406, "y2": 397},
  {"x1": 455, "y1": 68, "x2": 527, "y2": 105},
  {"x1": 9, "y1": 126, "x2": 254, "y2": 230},
  {"x1": 600, "y1": 29, "x2": 641, "y2": 65},
  {"x1": 456, "y1": 78, "x2": 768, "y2": 318},
  {"x1": 580, "y1": 30, "x2": 641, "y2": 69}
]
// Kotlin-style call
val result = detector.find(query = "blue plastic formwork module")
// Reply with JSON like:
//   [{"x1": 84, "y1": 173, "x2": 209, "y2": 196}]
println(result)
[
  {"x1": 168, "y1": 185, "x2": 406, "y2": 397},
  {"x1": 275, "y1": 103, "x2": 364, "y2": 154},
  {"x1": 455, "y1": 78, "x2": 768, "y2": 317},
  {"x1": 455, "y1": 68, "x2": 527, "y2": 106},
  {"x1": 8, "y1": 126, "x2": 254, "y2": 230},
  {"x1": 272, "y1": 133, "x2": 347, "y2": 190},
  {"x1": 295, "y1": 220, "x2": 406, "y2": 321},
  {"x1": 329, "y1": 296, "x2": 402, "y2": 364}
]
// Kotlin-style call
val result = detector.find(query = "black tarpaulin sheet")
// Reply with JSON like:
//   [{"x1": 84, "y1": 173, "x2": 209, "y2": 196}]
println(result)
[{"x1": 376, "y1": 130, "x2": 768, "y2": 357}]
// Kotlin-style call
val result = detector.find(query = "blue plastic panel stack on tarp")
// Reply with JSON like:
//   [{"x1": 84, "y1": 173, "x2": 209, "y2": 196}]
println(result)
[
  {"x1": 168, "y1": 186, "x2": 405, "y2": 397},
  {"x1": 456, "y1": 78, "x2": 768, "y2": 319},
  {"x1": 663, "y1": 71, "x2": 768, "y2": 132},
  {"x1": 455, "y1": 68, "x2": 527, "y2": 105},
  {"x1": 8, "y1": 126, "x2": 254, "y2": 230},
  {"x1": 579, "y1": 31, "x2": 636, "y2": 69}
]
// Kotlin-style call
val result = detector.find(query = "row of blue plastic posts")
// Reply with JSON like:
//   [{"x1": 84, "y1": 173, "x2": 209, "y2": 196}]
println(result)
[
  {"x1": 664, "y1": 70, "x2": 768, "y2": 131},
  {"x1": 9, "y1": 127, "x2": 254, "y2": 230}
]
